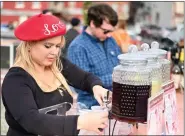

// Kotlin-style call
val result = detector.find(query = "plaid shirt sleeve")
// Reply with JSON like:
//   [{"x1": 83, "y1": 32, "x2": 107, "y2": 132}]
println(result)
[{"x1": 99, "y1": 74, "x2": 112, "y2": 90}]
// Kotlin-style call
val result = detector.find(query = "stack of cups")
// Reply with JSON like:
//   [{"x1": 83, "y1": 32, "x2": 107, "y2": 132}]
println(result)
[
  {"x1": 91, "y1": 106, "x2": 133, "y2": 135},
  {"x1": 78, "y1": 108, "x2": 98, "y2": 135}
]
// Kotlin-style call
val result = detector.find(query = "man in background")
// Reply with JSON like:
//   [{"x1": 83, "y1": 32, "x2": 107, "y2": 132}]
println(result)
[{"x1": 67, "y1": 3, "x2": 121, "y2": 109}]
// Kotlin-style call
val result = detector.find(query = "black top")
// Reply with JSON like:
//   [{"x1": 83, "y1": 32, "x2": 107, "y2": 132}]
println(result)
[{"x1": 2, "y1": 57, "x2": 103, "y2": 136}]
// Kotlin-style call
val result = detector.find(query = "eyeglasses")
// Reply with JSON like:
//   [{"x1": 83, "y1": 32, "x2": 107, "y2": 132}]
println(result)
[{"x1": 99, "y1": 27, "x2": 114, "y2": 34}]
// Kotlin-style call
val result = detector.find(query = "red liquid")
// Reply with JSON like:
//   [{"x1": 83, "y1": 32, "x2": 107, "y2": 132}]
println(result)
[{"x1": 111, "y1": 82, "x2": 151, "y2": 123}]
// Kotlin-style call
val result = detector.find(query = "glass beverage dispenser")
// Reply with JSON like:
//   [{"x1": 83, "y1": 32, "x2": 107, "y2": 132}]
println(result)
[
  {"x1": 149, "y1": 41, "x2": 171, "y2": 84},
  {"x1": 139, "y1": 44, "x2": 163, "y2": 96},
  {"x1": 111, "y1": 54, "x2": 152, "y2": 123}
]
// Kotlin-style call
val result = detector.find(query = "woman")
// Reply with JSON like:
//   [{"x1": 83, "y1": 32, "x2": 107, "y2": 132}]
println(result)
[{"x1": 2, "y1": 13, "x2": 109, "y2": 136}]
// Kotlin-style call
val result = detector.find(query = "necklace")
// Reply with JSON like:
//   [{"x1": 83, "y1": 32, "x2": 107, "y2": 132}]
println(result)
[
  {"x1": 32, "y1": 70, "x2": 66, "y2": 96},
  {"x1": 57, "y1": 86, "x2": 65, "y2": 96},
  {"x1": 39, "y1": 80, "x2": 65, "y2": 97},
  {"x1": 35, "y1": 74, "x2": 57, "y2": 91}
]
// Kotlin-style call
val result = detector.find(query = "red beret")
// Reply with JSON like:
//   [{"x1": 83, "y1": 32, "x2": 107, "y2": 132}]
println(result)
[{"x1": 14, "y1": 13, "x2": 66, "y2": 41}]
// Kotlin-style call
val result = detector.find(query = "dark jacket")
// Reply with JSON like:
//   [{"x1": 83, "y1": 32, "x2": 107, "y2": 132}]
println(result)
[{"x1": 63, "y1": 28, "x2": 79, "y2": 57}]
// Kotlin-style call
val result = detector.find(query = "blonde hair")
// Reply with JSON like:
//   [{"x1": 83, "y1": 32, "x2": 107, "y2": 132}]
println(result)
[{"x1": 14, "y1": 36, "x2": 73, "y2": 96}]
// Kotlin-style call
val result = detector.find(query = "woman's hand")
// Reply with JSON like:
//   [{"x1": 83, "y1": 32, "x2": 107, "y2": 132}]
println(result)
[
  {"x1": 77, "y1": 111, "x2": 108, "y2": 135},
  {"x1": 92, "y1": 85, "x2": 112, "y2": 106}
]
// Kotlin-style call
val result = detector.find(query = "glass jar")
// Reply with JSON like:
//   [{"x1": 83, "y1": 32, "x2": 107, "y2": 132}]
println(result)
[
  {"x1": 138, "y1": 52, "x2": 162, "y2": 96},
  {"x1": 129, "y1": 44, "x2": 162, "y2": 96},
  {"x1": 111, "y1": 54, "x2": 152, "y2": 123},
  {"x1": 150, "y1": 41, "x2": 171, "y2": 84},
  {"x1": 148, "y1": 49, "x2": 171, "y2": 84}
]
